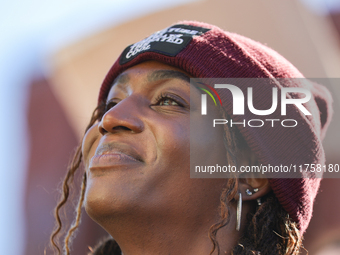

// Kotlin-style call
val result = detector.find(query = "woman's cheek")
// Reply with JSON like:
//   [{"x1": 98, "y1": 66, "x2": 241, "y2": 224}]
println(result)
[
  {"x1": 85, "y1": 139, "x2": 100, "y2": 171},
  {"x1": 82, "y1": 124, "x2": 101, "y2": 169}
]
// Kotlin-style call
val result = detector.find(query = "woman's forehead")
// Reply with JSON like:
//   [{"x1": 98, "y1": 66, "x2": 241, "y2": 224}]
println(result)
[
  {"x1": 106, "y1": 61, "x2": 191, "y2": 97},
  {"x1": 112, "y1": 61, "x2": 191, "y2": 83},
  {"x1": 112, "y1": 69, "x2": 190, "y2": 87}
]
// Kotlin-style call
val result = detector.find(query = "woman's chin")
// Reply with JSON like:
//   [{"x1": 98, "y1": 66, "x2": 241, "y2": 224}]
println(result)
[{"x1": 84, "y1": 185, "x2": 130, "y2": 224}]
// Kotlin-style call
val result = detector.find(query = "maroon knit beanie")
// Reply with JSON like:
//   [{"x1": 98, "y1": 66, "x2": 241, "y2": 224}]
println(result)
[{"x1": 97, "y1": 21, "x2": 333, "y2": 235}]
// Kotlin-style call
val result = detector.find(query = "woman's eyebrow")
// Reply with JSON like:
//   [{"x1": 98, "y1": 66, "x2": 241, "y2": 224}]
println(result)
[
  {"x1": 113, "y1": 73, "x2": 129, "y2": 85},
  {"x1": 147, "y1": 70, "x2": 190, "y2": 84},
  {"x1": 110, "y1": 73, "x2": 130, "y2": 92}
]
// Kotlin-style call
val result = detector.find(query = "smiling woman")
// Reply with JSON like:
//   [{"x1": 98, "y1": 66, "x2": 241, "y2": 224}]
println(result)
[
  {"x1": 84, "y1": 62, "x2": 238, "y2": 255},
  {"x1": 50, "y1": 21, "x2": 333, "y2": 255}
]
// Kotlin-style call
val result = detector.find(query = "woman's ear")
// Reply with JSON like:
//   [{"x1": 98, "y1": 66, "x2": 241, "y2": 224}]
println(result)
[
  {"x1": 237, "y1": 177, "x2": 271, "y2": 201},
  {"x1": 235, "y1": 147, "x2": 271, "y2": 201}
]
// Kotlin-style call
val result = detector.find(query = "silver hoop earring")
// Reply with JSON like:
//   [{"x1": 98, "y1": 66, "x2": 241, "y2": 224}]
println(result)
[{"x1": 236, "y1": 193, "x2": 242, "y2": 231}]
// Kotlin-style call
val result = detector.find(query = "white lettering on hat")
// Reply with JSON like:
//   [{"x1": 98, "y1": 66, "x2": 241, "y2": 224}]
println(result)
[{"x1": 125, "y1": 26, "x2": 202, "y2": 59}]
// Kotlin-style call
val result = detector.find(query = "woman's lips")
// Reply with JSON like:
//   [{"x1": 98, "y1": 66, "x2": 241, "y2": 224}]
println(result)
[
  {"x1": 89, "y1": 143, "x2": 143, "y2": 170},
  {"x1": 89, "y1": 153, "x2": 141, "y2": 169}
]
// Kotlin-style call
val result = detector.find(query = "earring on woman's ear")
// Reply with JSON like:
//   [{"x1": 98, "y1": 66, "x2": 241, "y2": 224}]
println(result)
[
  {"x1": 257, "y1": 198, "x2": 262, "y2": 206},
  {"x1": 236, "y1": 193, "x2": 242, "y2": 231},
  {"x1": 245, "y1": 188, "x2": 262, "y2": 206},
  {"x1": 245, "y1": 189, "x2": 253, "y2": 196},
  {"x1": 246, "y1": 188, "x2": 259, "y2": 196}
]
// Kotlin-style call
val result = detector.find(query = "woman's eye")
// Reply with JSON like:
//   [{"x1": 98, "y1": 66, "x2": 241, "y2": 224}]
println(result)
[
  {"x1": 159, "y1": 98, "x2": 179, "y2": 106},
  {"x1": 104, "y1": 101, "x2": 118, "y2": 112},
  {"x1": 154, "y1": 93, "x2": 185, "y2": 107}
]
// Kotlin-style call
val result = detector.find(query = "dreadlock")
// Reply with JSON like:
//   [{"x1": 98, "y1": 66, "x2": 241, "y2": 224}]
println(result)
[
  {"x1": 50, "y1": 102, "x2": 105, "y2": 255},
  {"x1": 207, "y1": 109, "x2": 303, "y2": 255}
]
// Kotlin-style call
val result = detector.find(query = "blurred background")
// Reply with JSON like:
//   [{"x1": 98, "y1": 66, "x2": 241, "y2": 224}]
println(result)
[{"x1": 1, "y1": 0, "x2": 340, "y2": 254}]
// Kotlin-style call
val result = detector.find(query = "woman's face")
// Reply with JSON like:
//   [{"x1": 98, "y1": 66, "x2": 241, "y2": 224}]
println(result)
[{"x1": 82, "y1": 61, "x2": 229, "y2": 225}]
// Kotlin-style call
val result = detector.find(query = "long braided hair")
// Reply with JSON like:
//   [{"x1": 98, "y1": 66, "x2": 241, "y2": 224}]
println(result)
[
  {"x1": 50, "y1": 102, "x2": 105, "y2": 255},
  {"x1": 50, "y1": 103, "x2": 303, "y2": 255}
]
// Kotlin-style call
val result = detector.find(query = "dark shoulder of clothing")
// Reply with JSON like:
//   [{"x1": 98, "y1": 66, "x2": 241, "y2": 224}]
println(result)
[{"x1": 88, "y1": 237, "x2": 121, "y2": 255}]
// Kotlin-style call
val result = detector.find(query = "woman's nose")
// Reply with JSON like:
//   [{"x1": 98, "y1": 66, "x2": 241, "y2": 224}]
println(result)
[{"x1": 99, "y1": 96, "x2": 144, "y2": 135}]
